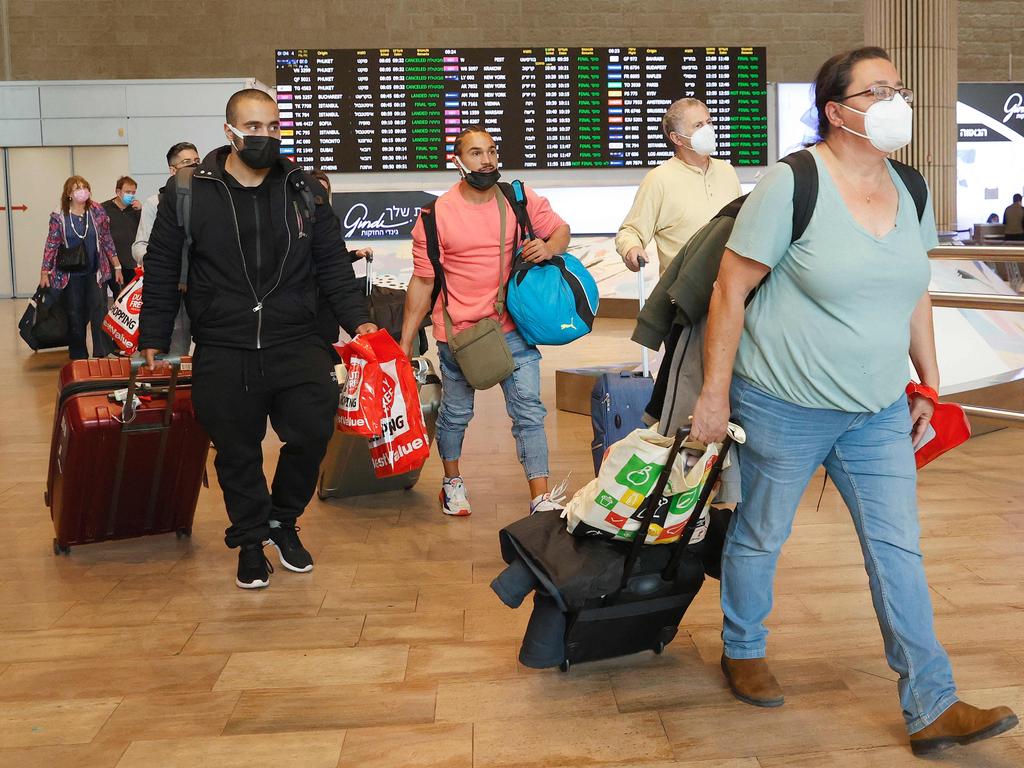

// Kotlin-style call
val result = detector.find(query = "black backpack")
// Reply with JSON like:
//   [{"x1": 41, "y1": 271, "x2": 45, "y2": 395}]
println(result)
[
  {"x1": 668, "y1": 149, "x2": 928, "y2": 325},
  {"x1": 766, "y1": 148, "x2": 925, "y2": 242}
]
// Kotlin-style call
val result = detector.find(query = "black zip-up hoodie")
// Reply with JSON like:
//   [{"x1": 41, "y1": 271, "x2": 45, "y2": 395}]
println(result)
[{"x1": 139, "y1": 146, "x2": 369, "y2": 351}]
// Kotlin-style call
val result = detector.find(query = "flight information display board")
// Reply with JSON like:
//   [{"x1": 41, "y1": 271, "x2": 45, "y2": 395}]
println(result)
[{"x1": 275, "y1": 46, "x2": 767, "y2": 171}]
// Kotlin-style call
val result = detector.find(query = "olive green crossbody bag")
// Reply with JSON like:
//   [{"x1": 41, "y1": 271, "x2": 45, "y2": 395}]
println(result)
[{"x1": 421, "y1": 194, "x2": 514, "y2": 390}]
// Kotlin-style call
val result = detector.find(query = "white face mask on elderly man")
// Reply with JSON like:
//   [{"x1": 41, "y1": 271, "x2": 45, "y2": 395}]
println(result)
[
  {"x1": 682, "y1": 124, "x2": 718, "y2": 157},
  {"x1": 839, "y1": 94, "x2": 913, "y2": 153}
]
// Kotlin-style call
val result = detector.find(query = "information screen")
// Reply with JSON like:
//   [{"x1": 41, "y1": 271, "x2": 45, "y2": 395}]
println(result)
[{"x1": 275, "y1": 46, "x2": 767, "y2": 172}]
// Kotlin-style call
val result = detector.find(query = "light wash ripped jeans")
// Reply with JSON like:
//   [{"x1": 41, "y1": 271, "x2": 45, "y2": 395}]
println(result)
[{"x1": 436, "y1": 329, "x2": 549, "y2": 480}]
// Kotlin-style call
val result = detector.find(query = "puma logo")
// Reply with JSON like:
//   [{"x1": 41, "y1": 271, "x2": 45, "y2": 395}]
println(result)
[{"x1": 560, "y1": 318, "x2": 577, "y2": 330}]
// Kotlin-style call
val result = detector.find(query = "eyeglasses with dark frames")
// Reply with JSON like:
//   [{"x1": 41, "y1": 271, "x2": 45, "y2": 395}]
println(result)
[{"x1": 837, "y1": 85, "x2": 914, "y2": 105}]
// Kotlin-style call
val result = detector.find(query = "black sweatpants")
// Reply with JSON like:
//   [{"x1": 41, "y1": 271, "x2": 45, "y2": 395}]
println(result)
[{"x1": 191, "y1": 338, "x2": 337, "y2": 548}]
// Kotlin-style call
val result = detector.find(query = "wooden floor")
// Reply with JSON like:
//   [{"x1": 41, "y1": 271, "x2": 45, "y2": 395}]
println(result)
[{"x1": 3, "y1": 298, "x2": 1024, "y2": 767}]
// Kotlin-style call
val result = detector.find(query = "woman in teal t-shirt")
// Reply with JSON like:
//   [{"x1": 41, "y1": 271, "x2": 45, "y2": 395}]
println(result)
[{"x1": 691, "y1": 47, "x2": 1017, "y2": 756}]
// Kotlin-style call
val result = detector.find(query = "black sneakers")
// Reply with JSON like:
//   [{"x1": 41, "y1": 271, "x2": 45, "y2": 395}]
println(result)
[
  {"x1": 264, "y1": 523, "x2": 314, "y2": 573},
  {"x1": 236, "y1": 543, "x2": 273, "y2": 589}
]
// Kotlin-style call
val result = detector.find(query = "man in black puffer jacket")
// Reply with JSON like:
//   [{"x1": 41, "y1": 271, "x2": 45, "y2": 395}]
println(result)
[{"x1": 139, "y1": 88, "x2": 375, "y2": 589}]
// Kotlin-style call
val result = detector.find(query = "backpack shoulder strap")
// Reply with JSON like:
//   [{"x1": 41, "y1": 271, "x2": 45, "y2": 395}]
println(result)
[
  {"x1": 778, "y1": 148, "x2": 818, "y2": 243},
  {"x1": 888, "y1": 159, "x2": 928, "y2": 222},
  {"x1": 421, "y1": 206, "x2": 446, "y2": 308},
  {"x1": 510, "y1": 179, "x2": 527, "y2": 204},
  {"x1": 290, "y1": 171, "x2": 318, "y2": 221},
  {"x1": 498, "y1": 180, "x2": 534, "y2": 238},
  {"x1": 174, "y1": 167, "x2": 195, "y2": 286}
]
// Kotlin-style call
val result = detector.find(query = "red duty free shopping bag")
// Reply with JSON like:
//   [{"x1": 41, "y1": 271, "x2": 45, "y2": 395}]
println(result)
[
  {"x1": 334, "y1": 330, "x2": 431, "y2": 478},
  {"x1": 365, "y1": 331, "x2": 430, "y2": 478},
  {"x1": 335, "y1": 334, "x2": 383, "y2": 437},
  {"x1": 102, "y1": 271, "x2": 144, "y2": 354}
]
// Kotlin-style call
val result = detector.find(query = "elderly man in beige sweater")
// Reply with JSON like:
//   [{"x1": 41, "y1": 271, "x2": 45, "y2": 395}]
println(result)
[{"x1": 616, "y1": 98, "x2": 742, "y2": 275}]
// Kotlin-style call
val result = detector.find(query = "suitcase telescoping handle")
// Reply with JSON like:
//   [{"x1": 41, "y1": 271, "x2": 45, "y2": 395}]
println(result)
[
  {"x1": 108, "y1": 354, "x2": 183, "y2": 536},
  {"x1": 661, "y1": 428, "x2": 737, "y2": 581},
  {"x1": 637, "y1": 255, "x2": 650, "y2": 378},
  {"x1": 123, "y1": 355, "x2": 182, "y2": 423},
  {"x1": 618, "y1": 426, "x2": 689, "y2": 591}
]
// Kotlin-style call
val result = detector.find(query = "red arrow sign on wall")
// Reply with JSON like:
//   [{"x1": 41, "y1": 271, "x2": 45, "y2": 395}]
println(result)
[{"x1": 0, "y1": 204, "x2": 28, "y2": 212}]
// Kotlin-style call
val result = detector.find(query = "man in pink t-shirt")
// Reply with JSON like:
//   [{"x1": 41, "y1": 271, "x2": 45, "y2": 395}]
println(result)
[{"x1": 400, "y1": 127, "x2": 571, "y2": 517}]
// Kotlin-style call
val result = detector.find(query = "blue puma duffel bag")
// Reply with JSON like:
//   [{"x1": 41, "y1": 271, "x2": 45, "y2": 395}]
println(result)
[{"x1": 506, "y1": 252, "x2": 600, "y2": 346}]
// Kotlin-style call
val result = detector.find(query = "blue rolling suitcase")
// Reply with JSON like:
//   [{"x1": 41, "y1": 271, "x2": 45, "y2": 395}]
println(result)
[{"x1": 590, "y1": 258, "x2": 655, "y2": 473}]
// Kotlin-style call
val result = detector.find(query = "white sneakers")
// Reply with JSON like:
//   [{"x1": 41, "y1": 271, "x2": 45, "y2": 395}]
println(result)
[
  {"x1": 440, "y1": 476, "x2": 472, "y2": 517},
  {"x1": 530, "y1": 477, "x2": 570, "y2": 515},
  {"x1": 441, "y1": 475, "x2": 570, "y2": 517}
]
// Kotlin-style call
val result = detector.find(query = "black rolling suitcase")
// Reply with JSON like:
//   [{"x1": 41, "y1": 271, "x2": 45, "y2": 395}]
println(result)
[
  {"x1": 495, "y1": 427, "x2": 735, "y2": 671},
  {"x1": 559, "y1": 427, "x2": 734, "y2": 671}
]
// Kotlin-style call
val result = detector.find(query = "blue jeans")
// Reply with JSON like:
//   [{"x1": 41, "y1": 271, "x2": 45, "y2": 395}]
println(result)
[
  {"x1": 436, "y1": 329, "x2": 549, "y2": 480},
  {"x1": 721, "y1": 376, "x2": 957, "y2": 734}
]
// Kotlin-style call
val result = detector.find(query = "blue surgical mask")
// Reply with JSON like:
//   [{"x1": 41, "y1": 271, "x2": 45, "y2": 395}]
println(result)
[{"x1": 121, "y1": 192, "x2": 136, "y2": 205}]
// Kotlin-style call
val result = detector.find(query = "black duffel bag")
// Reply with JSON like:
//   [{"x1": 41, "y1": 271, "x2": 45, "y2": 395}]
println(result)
[{"x1": 19, "y1": 286, "x2": 69, "y2": 350}]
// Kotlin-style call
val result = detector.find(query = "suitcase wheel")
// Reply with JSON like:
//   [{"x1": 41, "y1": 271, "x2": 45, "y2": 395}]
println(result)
[
  {"x1": 403, "y1": 484, "x2": 415, "y2": 491},
  {"x1": 176, "y1": 528, "x2": 192, "y2": 539},
  {"x1": 52, "y1": 538, "x2": 70, "y2": 556},
  {"x1": 653, "y1": 641, "x2": 665, "y2": 655},
  {"x1": 559, "y1": 659, "x2": 571, "y2": 673}
]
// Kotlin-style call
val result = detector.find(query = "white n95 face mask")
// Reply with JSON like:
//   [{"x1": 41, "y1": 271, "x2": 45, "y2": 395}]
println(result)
[
  {"x1": 839, "y1": 94, "x2": 913, "y2": 153},
  {"x1": 684, "y1": 124, "x2": 717, "y2": 156}
]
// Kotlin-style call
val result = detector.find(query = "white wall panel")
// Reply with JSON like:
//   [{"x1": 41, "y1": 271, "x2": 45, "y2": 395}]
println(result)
[
  {"x1": 39, "y1": 84, "x2": 127, "y2": 118},
  {"x1": 0, "y1": 87, "x2": 41, "y2": 119},
  {"x1": 126, "y1": 82, "x2": 240, "y2": 117},
  {"x1": 0, "y1": 120, "x2": 42, "y2": 146},
  {"x1": 42, "y1": 118, "x2": 128, "y2": 146}
]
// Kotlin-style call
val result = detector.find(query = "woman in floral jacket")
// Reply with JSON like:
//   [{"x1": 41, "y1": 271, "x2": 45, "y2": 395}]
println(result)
[{"x1": 40, "y1": 175, "x2": 121, "y2": 359}]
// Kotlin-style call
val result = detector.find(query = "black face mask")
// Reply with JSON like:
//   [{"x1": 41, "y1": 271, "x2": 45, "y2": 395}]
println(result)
[
  {"x1": 231, "y1": 133, "x2": 281, "y2": 170},
  {"x1": 462, "y1": 167, "x2": 500, "y2": 191}
]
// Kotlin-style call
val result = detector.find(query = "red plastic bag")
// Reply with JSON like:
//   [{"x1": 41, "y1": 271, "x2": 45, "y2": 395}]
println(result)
[
  {"x1": 364, "y1": 331, "x2": 430, "y2": 478},
  {"x1": 102, "y1": 271, "x2": 144, "y2": 354},
  {"x1": 907, "y1": 382, "x2": 972, "y2": 469},
  {"x1": 334, "y1": 334, "x2": 383, "y2": 437},
  {"x1": 914, "y1": 402, "x2": 972, "y2": 469}
]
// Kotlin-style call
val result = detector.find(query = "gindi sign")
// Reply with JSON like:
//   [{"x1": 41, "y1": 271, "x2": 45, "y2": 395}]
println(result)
[{"x1": 331, "y1": 191, "x2": 437, "y2": 240}]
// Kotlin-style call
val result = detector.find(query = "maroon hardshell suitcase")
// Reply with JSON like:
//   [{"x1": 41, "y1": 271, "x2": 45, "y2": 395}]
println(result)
[{"x1": 46, "y1": 356, "x2": 210, "y2": 554}]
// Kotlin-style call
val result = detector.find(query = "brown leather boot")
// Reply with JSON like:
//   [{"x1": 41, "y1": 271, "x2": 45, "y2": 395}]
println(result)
[
  {"x1": 720, "y1": 654, "x2": 784, "y2": 708},
  {"x1": 910, "y1": 701, "x2": 1019, "y2": 756}
]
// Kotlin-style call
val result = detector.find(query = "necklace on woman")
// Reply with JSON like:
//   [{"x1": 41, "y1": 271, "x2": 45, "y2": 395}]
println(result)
[
  {"x1": 68, "y1": 210, "x2": 89, "y2": 239},
  {"x1": 836, "y1": 162, "x2": 886, "y2": 203},
  {"x1": 825, "y1": 143, "x2": 887, "y2": 204}
]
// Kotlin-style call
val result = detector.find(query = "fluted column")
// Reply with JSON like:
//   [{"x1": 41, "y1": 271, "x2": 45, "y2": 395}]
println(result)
[{"x1": 864, "y1": 0, "x2": 958, "y2": 230}]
